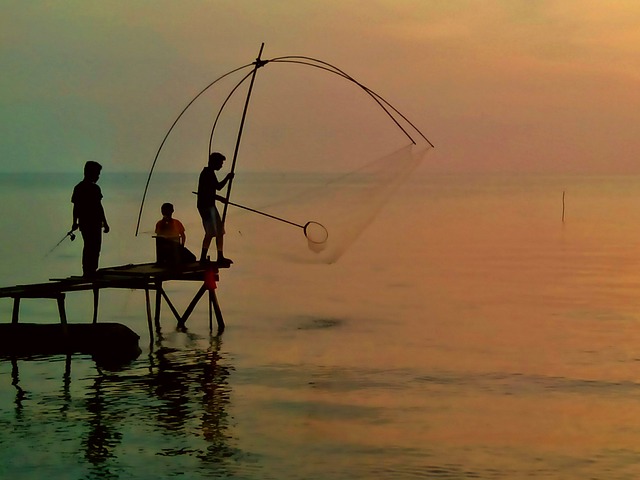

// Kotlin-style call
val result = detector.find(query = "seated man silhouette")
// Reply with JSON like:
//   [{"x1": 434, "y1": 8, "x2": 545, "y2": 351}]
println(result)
[{"x1": 154, "y1": 203, "x2": 196, "y2": 266}]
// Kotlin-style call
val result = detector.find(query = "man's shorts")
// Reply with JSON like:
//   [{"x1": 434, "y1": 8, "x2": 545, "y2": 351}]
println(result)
[{"x1": 198, "y1": 206, "x2": 224, "y2": 236}]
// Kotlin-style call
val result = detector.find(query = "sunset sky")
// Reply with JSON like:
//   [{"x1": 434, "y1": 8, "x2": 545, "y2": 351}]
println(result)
[{"x1": 2, "y1": 1, "x2": 640, "y2": 174}]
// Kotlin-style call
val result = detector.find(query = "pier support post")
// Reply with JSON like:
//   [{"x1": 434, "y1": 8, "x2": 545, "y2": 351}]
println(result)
[
  {"x1": 178, "y1": 284, "x2": 207, "y2": 328},
  {"x1": 209, "y1": 290, "x2": 225, "y2": 333},
  {"x1": 56, "y1": 294, "x2": 68, "y2": 325},
  {"x1": 154, "y1": 281, "x2": 162, "y2": 330},
  {"x1": 92, "y1": 288, "x2": 99, "y2": 324},
  {"x1": 56, "y1": 293, "x2": 69, "y2": 337},
  {"x1": 144, "y1": 287, "x2": 153, "y2": 342},
  {"x1": 12, "y1": 297, "x2": 20, "y2": 324},
  {"x1": 208, "y1": 290, "x2": 213, "y2": 330}
]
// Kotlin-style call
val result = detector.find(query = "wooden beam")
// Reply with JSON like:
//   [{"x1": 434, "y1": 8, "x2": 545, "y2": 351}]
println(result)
[
  {"x1": 159, "y1": 288, "x2": 182, "y2": 324},
  {"x1": 178, "y1": 284, "x2": 207, "y2": 328}
]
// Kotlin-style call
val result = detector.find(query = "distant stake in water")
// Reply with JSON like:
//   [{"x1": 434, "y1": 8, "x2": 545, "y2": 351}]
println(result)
[{"x1": 562, "y1": 190, "x2": 565, "y2": 223}]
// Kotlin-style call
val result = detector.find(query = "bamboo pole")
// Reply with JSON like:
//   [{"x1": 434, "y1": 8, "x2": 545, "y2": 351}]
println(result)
[{"x1": 221, "y1": 43, "x2": 266, "y2": 224}]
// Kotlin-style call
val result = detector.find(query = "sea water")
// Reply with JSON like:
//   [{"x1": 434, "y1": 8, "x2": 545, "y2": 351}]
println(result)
[{"x1": 2, "y1": 171, "x2": 640, "y2": 479}]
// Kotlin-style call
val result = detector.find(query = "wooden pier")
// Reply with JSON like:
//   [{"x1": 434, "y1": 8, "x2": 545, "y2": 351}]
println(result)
[{"x1": 0, "y1": 261, "x2": 227, "y2": 348}]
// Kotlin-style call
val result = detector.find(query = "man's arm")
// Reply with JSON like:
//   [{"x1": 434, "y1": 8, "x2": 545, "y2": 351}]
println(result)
[
  {"x1": 216, "y1": 172, "x2": 234, "y2": 190},
  {"x1": 100, "y1": 204, "x2": 110, "y2": 233},
  {"x1": 72, "y1": 203, "x2": 79, "y2": 231}
]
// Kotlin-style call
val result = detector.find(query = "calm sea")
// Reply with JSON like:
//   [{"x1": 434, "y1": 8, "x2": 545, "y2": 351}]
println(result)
[{"x1": 2, "y1": 171, "x2": 640, "y2": 479}]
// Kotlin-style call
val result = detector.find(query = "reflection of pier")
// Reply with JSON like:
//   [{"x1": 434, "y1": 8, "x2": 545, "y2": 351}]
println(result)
[
  {"x1": 0, "y1": 262, "x2": 227, "y2": 353},
  {"x1": 6, "y1": 335, "x2": 234, "y2": 478}
]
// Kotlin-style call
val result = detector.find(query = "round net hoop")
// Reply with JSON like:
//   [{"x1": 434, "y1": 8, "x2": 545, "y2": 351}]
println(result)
[{"x1": 304, "y1": 221, "x2": 329, "y2": 244}]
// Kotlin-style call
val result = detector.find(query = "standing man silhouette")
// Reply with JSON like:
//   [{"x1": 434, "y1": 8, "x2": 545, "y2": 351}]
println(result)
[
  {"x1": 71, "y1": 161, "x2": 109, "y2": 277},
  {"x1": 197, "y1": 152, "x2": 233, "y2": 266}
]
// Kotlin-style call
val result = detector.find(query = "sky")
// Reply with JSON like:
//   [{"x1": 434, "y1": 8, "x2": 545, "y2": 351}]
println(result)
[{"x1": 2, "y1": 0, "x2": 640, "y2": 174}]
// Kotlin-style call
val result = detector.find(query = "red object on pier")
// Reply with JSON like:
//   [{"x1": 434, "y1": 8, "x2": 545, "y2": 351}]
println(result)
[{"x1": 204, "y1": 267, "x2": 217, "y2": 291}]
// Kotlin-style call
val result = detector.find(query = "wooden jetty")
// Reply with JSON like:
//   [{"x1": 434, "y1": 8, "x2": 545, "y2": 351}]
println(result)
[{"x1": 0, "y1": 261, "x2": 227, "y2": 356}]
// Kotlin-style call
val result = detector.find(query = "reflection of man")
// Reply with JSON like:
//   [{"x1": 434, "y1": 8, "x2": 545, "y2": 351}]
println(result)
[
  {"x1": 71, "y1": 161, "x2": 109, "y2": 277},
  {"x1": 197, "y1": 152, "x2": 233, "y2": 266}
]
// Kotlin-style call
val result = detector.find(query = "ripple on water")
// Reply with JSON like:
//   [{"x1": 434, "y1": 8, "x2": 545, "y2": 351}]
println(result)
[{"x1": 295, "y1": 316, "x2": 345, "y2": 330}]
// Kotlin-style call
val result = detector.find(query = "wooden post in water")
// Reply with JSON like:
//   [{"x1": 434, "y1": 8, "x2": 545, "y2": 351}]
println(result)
[
  {"x1": 562, "y1": 190, "x2": 565, "y2": 223},
  {"x1": 56, "y1": 294, "x2": 68, "y2": 325},
  {"x1": 92, "y1": 288, "x2": 99, "y2": 323},
  {"x1": 144, "y1": 287, "x2": 153, "y2": 341},
  {"x1": 154, "y1": 280, "x2": 162, "y2": 330},
  {"x1": 209, "y1": 289, "x2": 225, "y2": 333},
  {"x1": 208, "y1": 290, "x2": 213, "y2": 331},
  {"x1": 56, "y1": 293, "x2": 68, "y2": 337},
  {"x1": 12, "y1": 297, "x2": 20, "y2": 324}
]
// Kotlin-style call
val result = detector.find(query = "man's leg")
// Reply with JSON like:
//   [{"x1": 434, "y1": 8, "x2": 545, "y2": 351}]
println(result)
[
  {"x1": 199, "y1": 207, "x2": 215, "y2": 262},
  {"x1": 216, "y1": 234, "x2": 232, "y2": 264},
  {"x1": 214, "y1": 209, "x2": 232, "y2": 265},
  {"x1": 81, "y1": 227, "x2": 102, "y2": 276},
  {"x1": 200, "y1": 233, "x2": 213, "y2": 262}
]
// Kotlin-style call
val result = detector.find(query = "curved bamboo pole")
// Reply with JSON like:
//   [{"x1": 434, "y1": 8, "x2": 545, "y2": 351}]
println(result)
[
  {"x1": 136, "y1": 48, "x2": 433, "y2": 235},
  {"x1": 208, "y1": 71, "x2": 254, "y2": 155},
  {"x1": 134, "y1": 63, "x2": 254, "y2": 235},
  {"x1": 270, "y1": 56, "x2": 433, "y2": 147}
]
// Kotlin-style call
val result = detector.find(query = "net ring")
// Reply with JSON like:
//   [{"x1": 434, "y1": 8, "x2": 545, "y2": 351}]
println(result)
[{"x1": 303, "y1": 221, "x2": 329, "y2": 244}]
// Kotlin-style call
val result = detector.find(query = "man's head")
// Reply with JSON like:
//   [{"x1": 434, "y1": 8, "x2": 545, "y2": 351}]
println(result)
[
  {"x1": 208, "y1": 152, "x2": 226, "y2": 170},
  {"x1": 84, "y1": 161, "x2": 102, "y2": 182},
  {"x1": 161, "y1": 202, "x2": 174, "y2": 217}
]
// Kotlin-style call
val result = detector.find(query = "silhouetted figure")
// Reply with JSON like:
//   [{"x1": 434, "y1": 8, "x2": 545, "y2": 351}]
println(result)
[
  {"x1": 197, "y1": 152, "x2": 234, "y2": 266},
  {"x1": 156, "y1": 202, "x2": 186, "y2": 246},
  {"x1": 155, "y1": 202, "x2": 195, "y2": 265},
  {"x1": 71, "y1": 161, "x2": 109, "y2": 277}
]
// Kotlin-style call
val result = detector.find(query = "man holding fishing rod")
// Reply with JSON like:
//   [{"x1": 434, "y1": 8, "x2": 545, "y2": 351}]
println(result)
[
  {"x1": 71, "y1": 161, "x2": 110, "y2": 277},
  {"x1": 197, "y1": 152, "x2": 233, "y2": 267}
]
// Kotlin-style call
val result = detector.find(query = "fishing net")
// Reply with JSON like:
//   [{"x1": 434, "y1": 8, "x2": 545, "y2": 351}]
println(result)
[{"x1": 229, "y1": 144, "x2": 431, "y2": 264}]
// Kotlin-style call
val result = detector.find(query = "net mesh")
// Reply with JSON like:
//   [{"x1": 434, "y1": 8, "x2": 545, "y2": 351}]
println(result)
[{"x1": 230, "y1": 144, "x2": 431, "y2": 264}]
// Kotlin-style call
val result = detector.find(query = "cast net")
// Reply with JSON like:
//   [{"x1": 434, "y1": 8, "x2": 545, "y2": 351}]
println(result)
[{"x1": 229, "y1": 144, "x2": 431, "y2": 264}]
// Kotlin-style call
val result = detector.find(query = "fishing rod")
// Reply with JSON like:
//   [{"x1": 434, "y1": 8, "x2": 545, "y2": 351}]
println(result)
[
  {"x1": 45, "y1": 230, "x2": 76, "y2": 258},
  {"x1": 192, "y1": 192, "x2": 329, "y2": 244}
]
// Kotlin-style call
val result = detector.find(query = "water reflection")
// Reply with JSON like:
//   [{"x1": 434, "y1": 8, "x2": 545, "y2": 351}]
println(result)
[
  {"x1": 4, "y1": 330, "x2": 235, "y2": 478},
  {"x1": 10, "y1": 357, "x2": 26, "y2": 414},
  {"x1": 148, "y1": 333, "x2": 235, "y2": 461},
  {"x1": 83, "y1": 372, "x2": 122, "y2": 479}
]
